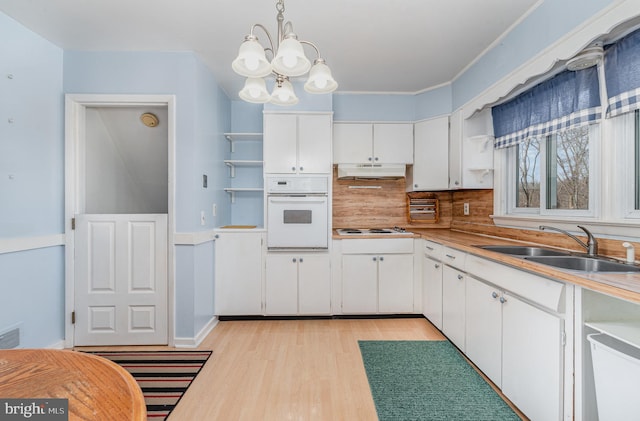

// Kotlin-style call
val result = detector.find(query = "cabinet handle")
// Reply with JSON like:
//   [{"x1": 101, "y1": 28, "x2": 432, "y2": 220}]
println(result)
[
  {"x1": 491, "y1": 292, "x2": 498, "y2": 299},
  {"x1": 454, "y1": 181, "x2": 460, "y2": 186},
  {"x1": 415, "y1": 184, "x2": 418, "y2": 188},
  {"x1": 214, "y1": 234, "x2": 219, "y2": 239},
  {"x1": 425, "y1": 246, "x2": 434, "y2": 251},
  {"x1": 299, "y1": 166, "x2": 304, "y2": 171},
  {"x1": 291, "y1": 166, "x2": 296, "y2": 171},
  {"x1": 292, "y1": 258, "x2": 297, "y2": 263},
  {"x1": 374, "y1": 157, "x2": 379, "y2": 161},
  {"x1": 379, "y1": 256, "x2": 384, "y2": 261},
  {"x1": 368, "y1": 157, "x2": 373, "y2": 161},
  {"x1": 499, "y1": 296, "x2": 507, "y2": 304},
  {"x1": 372, "y1": 257, "x2": 377, "y2": 261},
  {"x1": 299, "y1": 258, "x2": 303, "y2": 263},
  {"x1": 457, "y1": 274, "x2": 463, "y2": 280},
  {"x1": 434, "y1": 263, "x2": 440, "y2": 269},
  {"x1": 445, "y1": 254, "x2": 456, "y2": 259}
]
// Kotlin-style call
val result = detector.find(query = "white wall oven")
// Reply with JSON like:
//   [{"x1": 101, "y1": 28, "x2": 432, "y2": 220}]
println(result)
[{"x1": 266, "y1": 176, "x2": 329, "y2": 249}]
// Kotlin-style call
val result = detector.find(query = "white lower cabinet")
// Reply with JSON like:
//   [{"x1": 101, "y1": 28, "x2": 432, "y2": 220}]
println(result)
[
  {"x1": 265, "y1": 253, "x2": 331, "y2": 315},
  {"x1": 442, "y1": 264, "x2": 466, "y2": 351},
  {"x1": 502, "y1": 293, "x2": 563, "y2": 421},
  {"x1": 464, "y1": 255, "x2": 566, "y2": 421},
  {"x1": 214, "y1": 230, "x2": 264, "y2": 315},
  {"x1": 340, "y1": 238, "x2": 415, "y2": 314}
]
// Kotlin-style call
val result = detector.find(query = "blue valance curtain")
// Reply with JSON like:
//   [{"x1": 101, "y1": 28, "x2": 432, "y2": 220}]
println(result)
[
  {"x1": 605, "y1": 28, "x2": 640, "y2": 117},
  {"x1": 492, "y1": 67, "x2": 601, "y2": 149}
]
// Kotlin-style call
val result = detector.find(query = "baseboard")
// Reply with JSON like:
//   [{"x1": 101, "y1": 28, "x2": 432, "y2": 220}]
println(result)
[
  {"x1": 174, "y1": 316, "x2": 218, "y2": 348},
  {"x1": 47, "y1": 339, "x2": 66, "y2": 349}
]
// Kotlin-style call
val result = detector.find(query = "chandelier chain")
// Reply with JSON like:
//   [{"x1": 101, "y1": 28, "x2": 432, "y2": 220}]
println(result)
[{"x1": 276, "y1": 0, "x2": 285, "y2": 14}]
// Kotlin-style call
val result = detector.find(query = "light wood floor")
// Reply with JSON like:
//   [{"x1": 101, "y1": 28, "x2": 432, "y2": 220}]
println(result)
[{"x1": 78, "y1": 317, "x2": 525, "y2": 420}]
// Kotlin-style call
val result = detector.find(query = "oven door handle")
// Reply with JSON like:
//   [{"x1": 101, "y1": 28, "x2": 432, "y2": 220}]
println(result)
[{"x1": 268, "y1": 198, "x2": 327, "y2": 205}]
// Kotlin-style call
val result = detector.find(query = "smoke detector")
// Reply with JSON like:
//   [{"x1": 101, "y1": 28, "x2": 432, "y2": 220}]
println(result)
[{"x1": 566, "y1": 44, "x2": 603, "y2": 71}]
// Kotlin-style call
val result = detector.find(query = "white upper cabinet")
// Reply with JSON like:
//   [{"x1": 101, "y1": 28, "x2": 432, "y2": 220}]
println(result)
[
  {"x1": 264, "y1": 113, "x2": 332, "y2": 174},
  {"x1": 408, "y1": 116, "x2": 449, "y2": 191},
  {"x1": 333, "y1": 123, "x2": 413, "y2": 164}
]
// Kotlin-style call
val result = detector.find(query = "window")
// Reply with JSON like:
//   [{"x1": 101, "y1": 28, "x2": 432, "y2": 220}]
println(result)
[{"x1": 510, "y1": 126, "x2": 595, "y2": 215}]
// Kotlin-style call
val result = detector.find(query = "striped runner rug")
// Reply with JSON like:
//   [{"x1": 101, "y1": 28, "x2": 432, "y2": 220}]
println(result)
[{"x1": 89, "y1": 350, "x2": 212, "y2": 420}]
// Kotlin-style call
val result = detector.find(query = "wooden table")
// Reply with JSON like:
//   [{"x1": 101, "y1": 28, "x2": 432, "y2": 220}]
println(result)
[{"x1": 0, "y1": 349, "x2": 146, "y2": 420}]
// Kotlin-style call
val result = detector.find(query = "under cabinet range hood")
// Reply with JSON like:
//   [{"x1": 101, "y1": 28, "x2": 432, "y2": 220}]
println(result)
[{"x1": 337, "y1": 163, "x2": 406, "y2": 179}]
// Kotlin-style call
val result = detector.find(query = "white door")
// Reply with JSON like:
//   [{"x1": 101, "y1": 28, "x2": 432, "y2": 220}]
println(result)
[
  {"x1": 298, "y1": 114, "x2": 332, "y2": 174},
  {"x1": 422, "y1": 256, "x2": 443, "y2": 329},
  {"x1": 413, "y1": 117, "x2": 449, "y2": 190},
  {"x1": 264, "y1": 113, "x2": 297, "y2": 173},
  {"x1": 333, "y1": 123, "x2": 372, "y2": 163},
  {"x1": 341, "y1": 254, "x2": 378, "y2": 313},
  {"x1": 465, "y1": 276, "x2": 502, "y2": 387},
  {"x1": 442, "y1": 265, "x2": 466, "y2": 351},
  {"x1": 265, "y1": 253, "x2": 299, "y2": 315},
  {"x1": 373, "y1": 123, "x2": 414, "y2": 164},
  {"x1": 298, "y1": 254, "x2": 331, "y2": 315},
  {"x1": 378, "y1": 254, "x2": 414, "y2": 313},
  {"x1": 74, "y1": 214, "x2": 168, "y2": 345}
]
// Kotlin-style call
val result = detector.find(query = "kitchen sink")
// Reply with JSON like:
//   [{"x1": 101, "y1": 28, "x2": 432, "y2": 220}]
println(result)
[
  {"x1": 476, "y1": 245, "x2": 570, "y2": 257},
  {"x1": 524, "y1": 256, "x2": 640, "y2": 273}
]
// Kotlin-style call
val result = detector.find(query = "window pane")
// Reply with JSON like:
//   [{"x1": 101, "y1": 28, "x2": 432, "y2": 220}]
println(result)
[
  {"x1": 546, "y1": 127, "x2": 590, "y2": 210},
  {"x1": 516, "y1": 137, "x2": 541, "y2": 208}
]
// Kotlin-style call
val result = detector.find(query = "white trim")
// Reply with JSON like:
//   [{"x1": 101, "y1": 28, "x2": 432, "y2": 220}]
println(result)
[
  {"x1": 64, "y1": 94, "x2": 177, "y2": 348},
  {"x1": 47, "y1": 340, "x2": 66, "y2": 350},
  {"x1": 174, "y1": 230, "x2": 218, "y2": 246},
  {"x1": 174, "y1": 316, "x2": 219, "y2": 348},
  {"x1": 0, "y1": 234, "x2": 64, "y2": 254},
  {"x1": 462, "y1": 0, "x2": 634, "y2": 119}
]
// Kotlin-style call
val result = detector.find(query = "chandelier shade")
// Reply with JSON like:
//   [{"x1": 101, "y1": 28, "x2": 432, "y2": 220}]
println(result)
[
  {"x1": 231, "y1": 36, "x2": 272, "y2": 78},
  {"x1": 232, "y1": 0, "x2": 337, "y2": 106},
  {"x1": 270, "y1": 79, "x2": 299, "y2": 106},
  {"x1": 239, "y1": 77, "x2": 271, "y2": 103},
  {"x1": 304, "y1": 59, "x2": 338, "y2": 93},
  {"x1": 271, "y1": 35, "x2": 312, "y2": 77}
]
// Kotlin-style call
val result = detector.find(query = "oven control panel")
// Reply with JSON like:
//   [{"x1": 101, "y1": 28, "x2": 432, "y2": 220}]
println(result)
[{"x1": 266, "y1": 176, "x2": 328, "y2": 194}]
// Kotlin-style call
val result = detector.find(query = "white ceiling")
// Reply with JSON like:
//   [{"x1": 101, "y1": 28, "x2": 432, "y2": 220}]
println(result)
[{"x1": 0, "y1": 0, "x2": 540, "y2": 100}]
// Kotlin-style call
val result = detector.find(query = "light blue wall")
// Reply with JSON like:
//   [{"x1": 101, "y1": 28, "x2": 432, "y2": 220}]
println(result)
[
  {"x1": 333, "y1": 93, "x2": 416, "y2": 122},
  {"x1": 0, "y1": 12, "x2": 65, "y2": 349},
  {"x1": 452, "y1": 0, "x2": 616, "y2": 109}
]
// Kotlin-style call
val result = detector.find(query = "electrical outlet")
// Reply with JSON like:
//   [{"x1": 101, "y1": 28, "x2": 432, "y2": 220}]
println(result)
[
  {"x1": 200, "y1": 210, "x2": 206, "y2": 226},
  {"x1": 212, "y1": 203, "x2": 217, "y2": 217},
  {"x1": 463, "y1": 203, "x2": 470, "y2": 215}
]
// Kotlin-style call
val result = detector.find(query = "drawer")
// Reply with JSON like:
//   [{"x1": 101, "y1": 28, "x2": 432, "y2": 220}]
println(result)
[
  {"x1": 423, "y1": 240, "x2": 443, "y2": 260},
  {"x1": 442, "y1": 246, "x2": 466, "y2": 270},
  {"x1": 340, "y1": 238, "x2": 414, "y2": 254}
]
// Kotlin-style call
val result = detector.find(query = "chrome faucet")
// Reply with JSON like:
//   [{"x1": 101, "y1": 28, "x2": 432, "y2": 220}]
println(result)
[{"x1": 539, "y1": 225, "x2": 599, "y2": 257}]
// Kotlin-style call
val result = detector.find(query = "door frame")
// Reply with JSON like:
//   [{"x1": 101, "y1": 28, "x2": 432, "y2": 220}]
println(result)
[{"x1": 64, "y1": 94, "x2": 176, "y2": 348}]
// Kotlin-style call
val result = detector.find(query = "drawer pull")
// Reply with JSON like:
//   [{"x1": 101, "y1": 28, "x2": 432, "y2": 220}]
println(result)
[
  {"x1": 491, "y1": 292, "x2": 498, "y2": 299},
  {"x1": 445, "y1": 254, "x2": 456, "y2": 259},
  {"x1": 457, "y1": 274, "x2": 463, "y2": 280}
]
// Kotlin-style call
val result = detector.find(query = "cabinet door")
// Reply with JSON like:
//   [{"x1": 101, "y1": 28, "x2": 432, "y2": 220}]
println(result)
[
  {"x1": 341, "y1": 254, "x2": 378, "y2": 313},
  {"x1": 378, "y1": 254, "x2": 414, "y2": 313},
  {"x1": 502, "y1": 294, "x2": 563, "y2": 421},
  {"x1": 298, "y1": 254, "x2": 331, "y2": 314},
  {"x1": 214, "y1": 232, "x2": 263, "y2": 315},
  {"x1": 442, "y1": 265, "x2": 466, "y2": 351},
  {"x1": 422, "y1": 256, "x2": 443, "y2": 329},
  {"x1": 373, "y1": 123, "x2": 414, "y2": 164},
  {"x1": 264, "y1": 114, "x2": 297, "y2": 173},
  {"x1": 265, "y1": 253, "x2": 298, "y2": 315},
  {"x1": 298, "y1": 114, "x2": 332, "y2": 174},
  {"x1": 333, "y1": 123, "x2": 372, "y2": 164},
  {"x1": 449, "y1": 109, "x2": 463, "y2": 189},
  {"x1": 465, "y1": 276, "x2": 502, "y2": 387},
  {"x1": 412, "y1": 117, "x2": 449, "y2": 190}
]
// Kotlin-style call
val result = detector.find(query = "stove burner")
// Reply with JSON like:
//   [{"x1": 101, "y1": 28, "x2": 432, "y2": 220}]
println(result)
[
  {"x1": 343, "y1": 229, "x2": 362, "y2": 234},
  {"x1": 369, "y1": 229, "x2": 392, "y2": 234}
]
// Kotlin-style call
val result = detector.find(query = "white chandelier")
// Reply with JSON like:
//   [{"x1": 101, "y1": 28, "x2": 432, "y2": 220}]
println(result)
[{"x1": 232, "y1": 0, "x2": 338, "y2": 106}]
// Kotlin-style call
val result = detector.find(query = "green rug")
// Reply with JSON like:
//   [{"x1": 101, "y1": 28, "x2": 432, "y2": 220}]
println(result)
[{"x1": 359, "y1": 340, "x2": 520, "y2": 421}]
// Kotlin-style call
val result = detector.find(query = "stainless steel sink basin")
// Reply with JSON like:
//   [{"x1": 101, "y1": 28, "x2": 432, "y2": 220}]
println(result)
[
  {"x1": 524, "y1": 256, "x2": 640, "y2": 272},
  {"x1": 477, "y1": 245, "x2": 570, "y2": 257}
]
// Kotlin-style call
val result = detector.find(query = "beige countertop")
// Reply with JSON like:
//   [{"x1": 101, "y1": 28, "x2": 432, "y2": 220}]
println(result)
[{"x1": 334, "y1": 228, "x2": 640, "y2": 304}]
